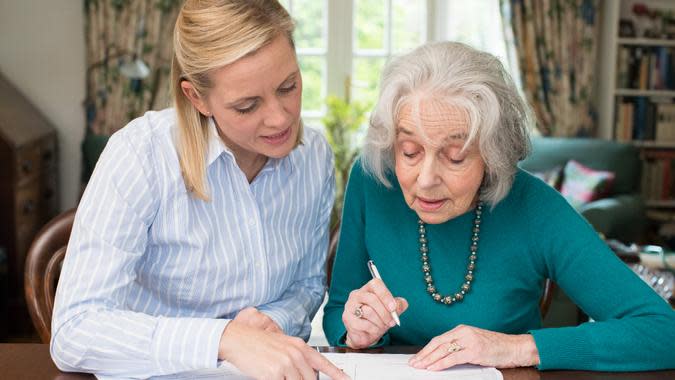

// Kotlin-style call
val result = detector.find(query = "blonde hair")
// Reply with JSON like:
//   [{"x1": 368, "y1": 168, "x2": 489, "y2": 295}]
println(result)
[{"x1": 171, "y1": 0, "x2": 297, "y2": 200}]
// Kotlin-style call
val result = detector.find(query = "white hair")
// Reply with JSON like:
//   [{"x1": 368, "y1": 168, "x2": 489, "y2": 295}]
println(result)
[{"x1": 362, "y1": 41, "x2": 533, "y2": 206}]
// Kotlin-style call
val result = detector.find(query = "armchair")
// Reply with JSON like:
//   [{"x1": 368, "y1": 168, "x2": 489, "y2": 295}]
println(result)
[{"x1": 519, "y1": 137, "x2": 645, "y2": 243}]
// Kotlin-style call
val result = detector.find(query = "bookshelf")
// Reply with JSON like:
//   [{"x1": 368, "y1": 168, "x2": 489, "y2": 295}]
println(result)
[{"x1": 598, "y1": 0, "x2": 675, "y2": 244}]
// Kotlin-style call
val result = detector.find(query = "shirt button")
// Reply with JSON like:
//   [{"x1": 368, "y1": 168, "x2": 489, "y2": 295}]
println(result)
[{"x1": 248, "y1": 219, "x2": 256, "y2": 227}]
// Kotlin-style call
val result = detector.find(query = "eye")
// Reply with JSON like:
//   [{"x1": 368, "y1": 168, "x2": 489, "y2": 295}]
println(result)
[
  {"x1": 403, "y1": 151, "x2": 419, "y2": 159},
  {"x1": 450, "y1": 158, "x2": 465, "y2": 164},
  {"x1": 234, "y1": 100, "x2": 258, "y2": 114},
  {"x1": 278, "y1": 82, "x2": 297, "y2": 94}
]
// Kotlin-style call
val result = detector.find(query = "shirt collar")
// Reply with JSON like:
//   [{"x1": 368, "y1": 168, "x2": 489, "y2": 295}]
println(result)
[{"x1": 205, "y1": 117, "x2": 295, "y2": 175}]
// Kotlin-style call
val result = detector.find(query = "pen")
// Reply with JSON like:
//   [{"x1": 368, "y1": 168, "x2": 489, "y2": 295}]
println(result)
[{"x1": 367, "y1": 260, "x2": 401, "y2": 326}]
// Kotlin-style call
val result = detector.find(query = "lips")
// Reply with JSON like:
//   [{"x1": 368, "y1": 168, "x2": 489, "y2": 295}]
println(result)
[
  {"x1": 261, "y1": 127, "x2": 291, "y2": 145},
  {"x1": 416, "y1": 197, "x2": 447, "y2": 212}
]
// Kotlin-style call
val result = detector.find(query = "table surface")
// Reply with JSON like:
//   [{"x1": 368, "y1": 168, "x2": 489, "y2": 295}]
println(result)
[{"x1": 2, "y1": 344, "x2": 673, "y2": 379}]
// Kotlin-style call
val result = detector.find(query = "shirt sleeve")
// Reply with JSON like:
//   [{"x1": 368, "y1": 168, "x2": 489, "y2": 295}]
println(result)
[
  {"x1": 257, "y1": 135, "x2": 336, "y2": 340},
  {"x1": 322, "y1": 160, "x2": 392, "y2": 347},
  {"x1": 527, "y1": 189, "x2": 675, "y2": 371},
  {"x1": 50, "y1": 129, "x2": 228, "y2": 379}
]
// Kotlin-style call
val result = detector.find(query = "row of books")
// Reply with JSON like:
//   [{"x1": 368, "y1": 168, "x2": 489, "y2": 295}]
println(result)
[
  {"x1": 615, "y1": 97, "x2": 675, "y2": 141},
  {"x1": 616, "y1": 46, "x2": 675, "y2": 90},
  {"x1": 641, "y1": 151, "x2": 675, "y2": 201}
]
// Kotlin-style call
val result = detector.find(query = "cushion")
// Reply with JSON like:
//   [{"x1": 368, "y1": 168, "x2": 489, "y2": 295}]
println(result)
[
  {"x1": 531, "y1": 166, "x2": 563, "y2": 190},
  {"x1": 560, "y1": 160, "x2": 616, "y2": 209}
]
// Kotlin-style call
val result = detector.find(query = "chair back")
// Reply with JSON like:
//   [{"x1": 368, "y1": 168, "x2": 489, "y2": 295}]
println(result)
[{"x1": 24, "y1": 209, "x2": 76, "y2": 343}]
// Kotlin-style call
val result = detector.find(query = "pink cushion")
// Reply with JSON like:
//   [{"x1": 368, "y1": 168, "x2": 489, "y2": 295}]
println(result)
[
  {"x1": 560, "y1": 160, "x2": 615, "y2": 209},
  {"x1": 531, "y1": 166, "x2": 563, "y2": 190}
]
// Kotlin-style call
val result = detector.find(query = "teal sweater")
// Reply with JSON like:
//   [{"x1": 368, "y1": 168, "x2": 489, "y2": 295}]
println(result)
[{"x1": 323, "y1": 161, "x2": 675, "y2": 371}]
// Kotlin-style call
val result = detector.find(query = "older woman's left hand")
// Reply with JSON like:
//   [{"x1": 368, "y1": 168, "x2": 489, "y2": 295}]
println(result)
[{"x1": 408, "y1": 324, "x2": 540, "y2": 370}]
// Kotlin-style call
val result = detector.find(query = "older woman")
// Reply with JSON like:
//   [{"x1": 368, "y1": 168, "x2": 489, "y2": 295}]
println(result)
[{"x1": 323, "y1": 41, "x2": 675, "y2": 371}]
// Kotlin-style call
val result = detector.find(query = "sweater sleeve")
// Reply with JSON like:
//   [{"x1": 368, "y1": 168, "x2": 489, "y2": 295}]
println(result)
[
  {"x1": 527, "y1": 187, "x2": 675, "y2": 371},
  {"x1": 322, "y1": 161, "x2": 392, "y2": 347}
]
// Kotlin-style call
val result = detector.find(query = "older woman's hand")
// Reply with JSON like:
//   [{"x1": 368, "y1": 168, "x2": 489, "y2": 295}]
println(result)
[
  {"x1": 408, "y1": 324, "x2": 540, "y2": 370},
  {"x1": 342, "y1": 278, "x2": 408, "y2": 349}
]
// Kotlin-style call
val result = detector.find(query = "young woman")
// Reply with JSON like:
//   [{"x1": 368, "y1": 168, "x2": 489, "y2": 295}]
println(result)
[{"x1": 51, "y1": 2, "x2": 345, "y2": 379}]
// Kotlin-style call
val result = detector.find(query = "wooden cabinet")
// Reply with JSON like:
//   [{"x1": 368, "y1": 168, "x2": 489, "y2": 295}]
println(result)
[{"x1": 0, "y1": 72, "x2": 59, "y2": 337}]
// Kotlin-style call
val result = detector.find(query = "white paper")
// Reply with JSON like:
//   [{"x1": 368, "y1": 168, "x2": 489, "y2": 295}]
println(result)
[
  {"x1": 321, "y1": 353, "x2": 503, "y2": 380},
  {"x1": 143, "y1": 353, "x2": 502, "y2": 380}
]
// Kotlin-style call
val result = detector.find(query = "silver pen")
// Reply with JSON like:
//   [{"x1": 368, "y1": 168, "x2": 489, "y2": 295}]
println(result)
[{"x1": 367, "y1": 260, "x2": 401, "y2": 326}]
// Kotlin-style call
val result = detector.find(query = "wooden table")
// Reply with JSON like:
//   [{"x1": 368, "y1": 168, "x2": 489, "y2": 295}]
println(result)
[{"x1": 2, "y1": 344, "x2": 674, "y2": 379}]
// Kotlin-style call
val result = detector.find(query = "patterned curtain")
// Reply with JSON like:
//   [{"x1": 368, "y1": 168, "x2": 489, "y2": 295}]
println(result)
[
  {"x1": 84, "y1": 0, "x2": 181, "y2": 136},
  {"x1": 502, "y1": 0, "x2": 599, "y2": 137}
]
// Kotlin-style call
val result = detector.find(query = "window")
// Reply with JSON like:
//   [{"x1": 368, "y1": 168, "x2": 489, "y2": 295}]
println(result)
[{"x1": 280, "y1": 0, "x2": 514, "y2": 122}]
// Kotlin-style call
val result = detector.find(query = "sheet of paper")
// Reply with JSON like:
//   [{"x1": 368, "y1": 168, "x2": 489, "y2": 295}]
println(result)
[
  {"x1": 144, "y1": 353, "x2": 502, "y2": 380},
  {"x1": 148, "y1": 361, "x2": 252, "y2": 380},
  {"x1": 321, "y1": 353, "x2": 503, "y2": 380}
]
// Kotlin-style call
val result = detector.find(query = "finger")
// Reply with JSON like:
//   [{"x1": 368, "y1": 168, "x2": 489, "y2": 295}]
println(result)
[
  {"x1": 305, "y1": 347, "x2": 351, "y2": 380},
  {"x1": 410, "y1": 336, "x2": 447, "y2": 365},
  {"x1": 426, "y1": 349, "x2": 472, "y2": 371},
  {"x1": 346, "y1": 310, "x2": 384, "y2": 337},
  {"x1": 359, "y1": 304, "x2": 387, "y2": 330},
  {"x1": 342, "y1": 293, "x2": 391, "y2": 331},
  {"x1": 395, "y1": 297, "x2": 409, "y2": 315},
  {"x1": 412, "y1": 341, "x2": 459, "y2": 369},
  {"x1": 354, "y1": 290, "x2": 393, "y2": 327},
  {"x1": 288, "y1": 347, "x2": 315, "y2": 380},
  {"x1": 367, "y1": 279, "x2": 398, "y2": 315}
]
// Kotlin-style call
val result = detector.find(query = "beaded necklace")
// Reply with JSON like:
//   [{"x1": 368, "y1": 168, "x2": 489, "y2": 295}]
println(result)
[{"x1": 418, "y1": 201, "x2": 483, "y2": 305}]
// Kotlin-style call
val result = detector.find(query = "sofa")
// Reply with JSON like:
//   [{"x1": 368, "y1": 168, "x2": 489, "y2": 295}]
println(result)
[
  {"x1": 519, "y1": 137, "x2": 646, "y2": 327},
  {"x1": 519, "y1": 137, "x2": 646, "y2": 244}
]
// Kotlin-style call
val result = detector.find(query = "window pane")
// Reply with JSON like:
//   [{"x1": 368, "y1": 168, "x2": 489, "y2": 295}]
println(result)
[
  {"x1": 352, "y1": 57, "x2": 386, "y2": 106},
  {"x1": 292, "y1": 0, "x2": 325, "y2": 50},
  {"x1": 392, "y1": 0, "x2": 425, "y2": 53},
  {"x1": 445, "y1": 0, "x2": 506, "y2": 59},
  {"x1": 299, "y1": 55, "x2": 325, "y2": 113},
  {"x1": 354, "y1": 0, "x2": 386, "y2": 51}
]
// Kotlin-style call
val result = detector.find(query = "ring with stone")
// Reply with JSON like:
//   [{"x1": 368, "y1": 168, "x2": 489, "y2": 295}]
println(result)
[
  {"x1": 447, "y1": 342, "x2": 464, "y2": 353},
  {"x1": 354, "y1": 305, "x2": 364, "y2": 319}
]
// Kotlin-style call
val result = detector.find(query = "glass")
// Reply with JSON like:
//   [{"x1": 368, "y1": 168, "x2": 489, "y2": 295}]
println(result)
[
  {"x1": 298, "y1": 56, "x2": 325, "y2": 113},
  {"x1": 292, "y1": 0, "x2": 325, "y2": 50},
  {"x1": 354, "y1": 0, "x2": 386, "y2": 51},
  {"x1": 351, "y1": 57, "x2": 386, "y2": 106},
  {"x1": 392, "y1": 0, "x2": 425, "y2": 53}
]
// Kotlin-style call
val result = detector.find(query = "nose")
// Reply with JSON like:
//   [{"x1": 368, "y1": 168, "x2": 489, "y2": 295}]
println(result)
[
  {"x1": 417, "y1": 156, "x2": 442, "y2": 189},
  {"x1": 263, "y1": 98, "x2": 291, "y2": 128}
]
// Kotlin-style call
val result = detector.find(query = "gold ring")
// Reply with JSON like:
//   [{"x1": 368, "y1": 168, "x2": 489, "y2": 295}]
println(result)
[
  {"x1": 354, "y1": 305, "x2": 364, "y2": 319},
  {"x1": 447, "y1": 342, "x2": 464, "y2": 353}
]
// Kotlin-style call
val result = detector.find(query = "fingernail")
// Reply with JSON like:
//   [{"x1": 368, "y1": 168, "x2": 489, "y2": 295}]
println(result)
[
  {"x1": 389, "y1": 320, "x2": 396, "y2": 327},
  {"x1": 388, "y1": 302, "x2": 396, "y2": 311}
]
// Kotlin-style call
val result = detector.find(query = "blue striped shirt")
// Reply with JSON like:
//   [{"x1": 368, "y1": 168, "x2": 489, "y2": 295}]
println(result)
[{"x1": 51, "y1": 108, "x2": 335, "y2": 379}]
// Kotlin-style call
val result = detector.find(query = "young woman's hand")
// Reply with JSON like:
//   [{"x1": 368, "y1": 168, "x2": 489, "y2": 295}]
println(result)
[
  {"x1": 219, "y1": 321, "x2": 350, "y2": 380},
  {"x1": 342, "y1": 278, "x2": 408, "y2": 349},
  {"x1": 409, "y1": 324, "x2": 540, "y2": 370},
  {"x1": 232, "y1": 306, "x2": 282, "y2": 333}
]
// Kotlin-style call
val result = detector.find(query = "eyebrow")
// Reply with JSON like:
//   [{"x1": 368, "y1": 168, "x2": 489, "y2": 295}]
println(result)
[
  {"x1": 225, "y1": 71, "x2": 298, "y2": 107},
  {"x1": 396, "y1": 127, "x2": 468, "y2": 142}
]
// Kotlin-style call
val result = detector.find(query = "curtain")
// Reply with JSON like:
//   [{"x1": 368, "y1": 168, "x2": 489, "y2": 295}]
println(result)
[
  {"x1": 503, "y1": 0, "x2": 599, "y2": 137},
  {"x1": 84, "y1": 0, "x2": 181, "y2": 136}
]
